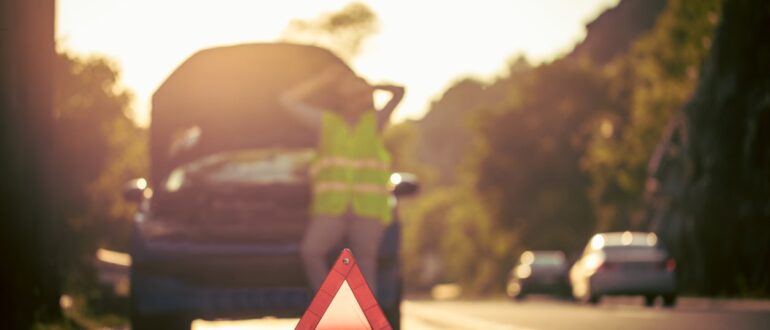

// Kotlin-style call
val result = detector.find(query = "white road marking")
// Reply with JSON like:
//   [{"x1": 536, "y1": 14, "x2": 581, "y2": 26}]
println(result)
[
  {"x1": 403, "y1": 301, "x2": 539, "y2": 330},
  {"x1": 192, "y1": 317, "x2": 298, "y2": 330},
  {"x1": 610, "y1": 310, "x2": 665, "y2": 320}
]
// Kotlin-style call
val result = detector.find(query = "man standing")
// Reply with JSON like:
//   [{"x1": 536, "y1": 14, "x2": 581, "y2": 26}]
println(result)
[{"x1": 280, "y1": 66, "x2": 404, "y2": 295}]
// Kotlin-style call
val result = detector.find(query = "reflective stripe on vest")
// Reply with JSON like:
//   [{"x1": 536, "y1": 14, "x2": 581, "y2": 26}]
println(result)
[
  {"x1": 310, "y1": 156, "x2": 389, "y2": 177},
  {"x1": 314, "y1": 182, "x2": 390, "y2": 195},
  {"x1": 311, "y1": 111, "x2": 392, "y2": 223}
]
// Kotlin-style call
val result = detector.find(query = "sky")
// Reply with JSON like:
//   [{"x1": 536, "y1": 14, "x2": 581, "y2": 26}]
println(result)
[{"x1": 56, "y1": 0, "x2": 620, "y2": 126}]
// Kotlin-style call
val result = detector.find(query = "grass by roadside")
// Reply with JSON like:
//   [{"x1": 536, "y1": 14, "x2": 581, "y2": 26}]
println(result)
[{"x1": 54, "y1": 293, "x2": 129, "y2": 330}]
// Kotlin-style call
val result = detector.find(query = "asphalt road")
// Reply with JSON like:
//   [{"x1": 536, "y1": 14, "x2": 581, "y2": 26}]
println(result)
[{"x1": 191, "y1": 296, "x2": 770, "y2": 330}]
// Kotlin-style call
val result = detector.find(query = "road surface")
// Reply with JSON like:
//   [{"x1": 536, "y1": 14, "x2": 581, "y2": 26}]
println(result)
[{"x1": 191, "y1": 296, "x2": 770, "y2": 330}]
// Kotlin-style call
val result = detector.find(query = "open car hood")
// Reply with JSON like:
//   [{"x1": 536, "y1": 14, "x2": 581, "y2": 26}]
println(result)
[{"x1": 150, "y1": 43, "x2": 355, "y2": 185}]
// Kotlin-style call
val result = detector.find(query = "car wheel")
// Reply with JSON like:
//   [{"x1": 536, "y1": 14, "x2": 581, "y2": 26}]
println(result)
[
  {"x1": 644, "y1": 295, "x2": 656, "y2": 307},
  {"x1": 130, "y1": 312, "x2": 154, "y2": 330},
  {"x1": 663, "y1": 294, "x2": 677, "y2": 308},
  {"x1": 131, "y1": 313, "x2": 191, "y2": 330},
  {"x1": 559, "y1": 285, "x2": 574, "y2": 301},
  {"x1": 580, "y1": 281, "x2": 599, "y2": 305}
]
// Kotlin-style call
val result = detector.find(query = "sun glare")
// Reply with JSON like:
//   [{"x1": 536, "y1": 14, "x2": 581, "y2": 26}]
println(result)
[{"x1": 56, "y1": 0, "x2": 619, "y2": 126}]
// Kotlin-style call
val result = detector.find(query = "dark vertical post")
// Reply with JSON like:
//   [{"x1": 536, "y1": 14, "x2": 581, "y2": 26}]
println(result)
[{"x1": 0, "y1": 0, "x2": 59, "y2": 327}]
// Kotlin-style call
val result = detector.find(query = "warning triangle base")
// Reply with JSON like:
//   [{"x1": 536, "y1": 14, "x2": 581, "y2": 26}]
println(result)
[{"x1": 295, "y1": 249, "x2": 392, "y2": 330}]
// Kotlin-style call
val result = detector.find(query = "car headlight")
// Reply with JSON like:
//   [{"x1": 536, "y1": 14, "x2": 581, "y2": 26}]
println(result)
[
  {"x1": 516, "y1": 264, "x2": 532, "y2": 279},
  {"x1": 96, "y1": 248, "x2": 132, "y2": 267}
]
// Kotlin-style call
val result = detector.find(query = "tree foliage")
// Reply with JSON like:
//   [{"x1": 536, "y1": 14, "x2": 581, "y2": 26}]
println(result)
[
  {"x1": 650, "y1": 0, "x2": 770, "y2": 296},
  {"x1": 416, "y1": 79, "x2": 487, "y2": 185},
  {"x1": 583, "y1": 0, "x2": 721, "y2": 232},
  {"x1": 475, "y1": 59, "x2": 614, "y2": 253},
  {"x1": 53, "y1": 52, "x2": 147, "y2": 291},
  {"x1": 281, "y1": 2, "x2": 379, "y2": 61},
  {"x1": 401, "y1": 0, "x2": 739, "y2": 296},
  {"x1": 400, "y1": 187, "x2": 515, "y2": 294}
]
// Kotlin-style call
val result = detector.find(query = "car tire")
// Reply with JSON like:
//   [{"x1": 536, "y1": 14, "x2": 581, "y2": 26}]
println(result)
[
  {"x1": 644, "y1": 295, "x2": 656, "y2": 307},
  {"x1": 581, "y1": 282, "x2": 600, "y2": 305},
  {"x1": 131, "y1": 313, "x2": 191, "y2": 330},
  {"x1": 663, "y1": 294, "x2": 677, "y2": 308},
  {"x1": 559, "y1": 285, "x2": 574, "y2": 301}
]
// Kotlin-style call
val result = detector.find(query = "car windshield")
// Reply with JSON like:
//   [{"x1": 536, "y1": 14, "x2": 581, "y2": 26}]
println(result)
[
  {"x1": 521, "y1": 251, "x2": 565, "y2": 266},
  {"x1": 163, "y1": 148, "x2": 315, "y2": 191},
  {"x1": 533, "y1": 254, "x2": 565, "y2": 266}
]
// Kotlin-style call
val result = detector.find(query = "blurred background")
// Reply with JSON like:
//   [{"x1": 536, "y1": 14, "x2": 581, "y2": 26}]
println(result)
[{"x1": 2, "y1": 0, "x2": 769, "y2": 329}]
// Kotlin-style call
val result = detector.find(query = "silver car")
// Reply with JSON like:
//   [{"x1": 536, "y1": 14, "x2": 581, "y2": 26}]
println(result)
[{"x1": 569, "y1": 231, "x2": 677, "y2": 307}]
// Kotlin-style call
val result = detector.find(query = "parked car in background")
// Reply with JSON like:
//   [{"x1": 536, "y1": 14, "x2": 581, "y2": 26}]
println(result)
[
  {"x1": 569, "y1": 231, "x2": 677, "y2": 307},
  {"x1": 507, "y1": 250, "x2": 570, "y2": 300}
]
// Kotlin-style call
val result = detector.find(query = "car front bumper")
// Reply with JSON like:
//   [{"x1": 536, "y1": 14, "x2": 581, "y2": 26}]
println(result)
[{"x1": 131, "y1": 271, "x2": 312, "y2": 319}]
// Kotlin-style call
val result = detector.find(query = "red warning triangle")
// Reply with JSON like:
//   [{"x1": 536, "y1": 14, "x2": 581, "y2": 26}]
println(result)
[{"x1": 295, "y1": 248, "x2": 392, "y2": 330}]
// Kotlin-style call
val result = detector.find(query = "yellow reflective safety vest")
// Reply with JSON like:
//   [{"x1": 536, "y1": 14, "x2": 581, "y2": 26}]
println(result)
[{"x1": 310, "y1": 111, "x2": 392, "y2": 224}]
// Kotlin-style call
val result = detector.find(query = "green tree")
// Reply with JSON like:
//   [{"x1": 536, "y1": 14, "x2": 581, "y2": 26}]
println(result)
[
  {"x1": 582, "y1": 0, "x2": 721, "y2": 231},
  {"x1": 650, "y1": 0, "x2": 770, "y2": 296},
  {"x1": 400, "y1": 186, "x2": 514, "y2": 294},
  {"x1": 396, "y1": 0, "x2": 695, "y2": 295},
  {"x1": 281, "y1": 2, "x2": 379, "y2": 61},
  {"x1": 53, "y1": 52, "x2": 147, "y2": 295},
  {"x1": 474, "y1": 59, "x2": 614, "y2": 253},
  {"x1": 416, "y1": 79, "x2": 487, "y2": 185}
]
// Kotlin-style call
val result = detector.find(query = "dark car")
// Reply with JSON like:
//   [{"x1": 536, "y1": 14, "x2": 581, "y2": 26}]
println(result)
[
  {"x1": 506, "y1": 250, "x2": 570, "y2": 300},
  {"x1": 125, "y1": 43, "x2": 416, "y2": 330}
]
